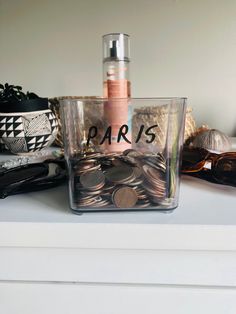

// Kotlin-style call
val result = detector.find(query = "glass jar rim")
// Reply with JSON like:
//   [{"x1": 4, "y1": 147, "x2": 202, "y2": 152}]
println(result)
[{"x1": 58, "y1": 96, "x2": 187, "y2": 102}]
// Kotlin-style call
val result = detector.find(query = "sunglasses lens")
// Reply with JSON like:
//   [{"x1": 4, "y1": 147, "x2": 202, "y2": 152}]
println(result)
[
  {"x1": 213, "y1": 157, "x2": 236, "y2": 186},
  {"x1": 182, "y1": 148, "x2": 208, "y2": 172},
  {"x1": 182, "y1": 149, "x2": 205, "y2": 164}
]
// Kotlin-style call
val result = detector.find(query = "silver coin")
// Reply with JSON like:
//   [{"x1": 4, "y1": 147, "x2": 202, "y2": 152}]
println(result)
[
  {"x1": 119, "y1": 173, "x2": 137, "y2": 185},
  {"x1": 80, "y1": 189, "x2": 103, "y2": 196},
  {"x1": 142, "y1": 165, "x2": 165, "y2": 182},
  {"x1": 145, "y1": 160, "x2": 166, "y2": 172},
  {"x1": 112, "y1": 158, "x2": 126, "y2": 167},
  {"x1": 76, "y1": 194, "x2": 92, "y2": 201},
  {"x1": 105, "y1": 165, "x2": 134, "y2": 184},
  {"x1": 132, "y1": 166, "x2": 143, "y2": 178},
  {"x1": 123, "y1": 149, "x2": 142, "y2": 157},
  {"x1": 84, "y1": 152, "x2": 103, "y2": 159},
  {"x1": 75, "y1": 161, "x2": 95, "y2": 173},
  {"x1": 76, "y1": 197, "x2": 98, "y2": 206},
  {"x1": 77, "y1": 163, "x2": 101, "y2": 174},
  {"x1": 100, "y1": 191, "x2": 112, "y2": 197},
  {"x1": 118, "y1": 155, "x2": 137, "y2": 167},
  {"x1": 137, "y1": 194, "x2": 148, "y2": 200},
  {"x1": 79, "y1": 158, "x2": 98, "y2": 163},
  {"x1": 142, "y1": 181, "x2": 166, "y2": 197},
  {"x1": 149, "y1": 196, "x2": 164, "y2": 204},
  {"x1": 144, "y1": 185, "x2": 165, "y2": 197},
  {"x1": 137, "y1": 201, "x2": 152, "y2": 208},
  {"x1": 135, "y1": 187, "x2": 146, "y2": 194},
  {"x1": 128, "y1": 178, "x2": 143, "y2": 187},
  {"x1": 145, "y1": 177, "x2": 166, "y2": 190},
  {"x1": 93, "y1": 199, "x2": 111, "y2": 207},
  {"x1": 102, "y1": 184, "x2": 116, "y2": 191}
]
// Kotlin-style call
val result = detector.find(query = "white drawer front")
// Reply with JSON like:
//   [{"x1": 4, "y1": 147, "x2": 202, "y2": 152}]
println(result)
[
  {"x1": 1, "y1": 247, "x2": 236, "y2": 287},
  {"x1": 0, "y1": 282, "x2": 236, "y2": 314}
]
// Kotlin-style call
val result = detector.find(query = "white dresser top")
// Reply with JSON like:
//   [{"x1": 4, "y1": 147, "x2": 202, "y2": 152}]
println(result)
[{"x1": 0, "y1": 141, "x2": 235, "y2": 251}]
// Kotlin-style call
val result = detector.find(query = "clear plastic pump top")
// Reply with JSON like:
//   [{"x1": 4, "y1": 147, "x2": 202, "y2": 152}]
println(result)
[{"x1": 103, "y1": 33, "x2": 130, "y2": 62}]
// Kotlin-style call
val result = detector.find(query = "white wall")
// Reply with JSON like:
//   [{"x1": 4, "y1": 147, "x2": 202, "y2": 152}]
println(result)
[{"x1": 0, "y1": 0, "x2": 236, "y2": 135}]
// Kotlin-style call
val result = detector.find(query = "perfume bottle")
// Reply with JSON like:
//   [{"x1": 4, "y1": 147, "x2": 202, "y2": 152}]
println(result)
[
  {"x1": 103, "y1": 33, "x2": 131, "y2": 152},
  {"x1": 103, "y1": 33, "x2": 131, "y2": 98}
]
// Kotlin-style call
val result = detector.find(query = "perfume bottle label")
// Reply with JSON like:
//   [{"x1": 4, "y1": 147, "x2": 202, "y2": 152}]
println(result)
[
  {"x1": 103, "y1": 98, "x2": 131, "y2": 150},
  {"x1": 107, "y1": 79, "x2": 129, "y2": 98},
  {"x1": 103, "y1": 79, "x2": 131, "y2": 152}
]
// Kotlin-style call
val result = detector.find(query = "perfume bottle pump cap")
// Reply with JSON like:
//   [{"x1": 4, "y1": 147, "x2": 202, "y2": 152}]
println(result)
[{"x1": 103, "y1": 33, "x2": 130, "y2": 62}]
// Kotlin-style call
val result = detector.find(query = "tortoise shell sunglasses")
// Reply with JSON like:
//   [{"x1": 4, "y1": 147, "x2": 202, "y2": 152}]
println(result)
[{"x1": 181, "y1": 147, "x2": 236, "y2": 187}]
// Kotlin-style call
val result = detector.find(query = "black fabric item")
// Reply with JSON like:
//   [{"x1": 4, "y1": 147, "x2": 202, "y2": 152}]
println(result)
[
  {"x1": 182, "y1": 171, "x2": 236, "y2": 188},
  {"x1": 0, "y1": 159, "x2": 66, "y2": 198},
  {"x1": 0, "y1": 98, "x2": 49, "y2": 113}
]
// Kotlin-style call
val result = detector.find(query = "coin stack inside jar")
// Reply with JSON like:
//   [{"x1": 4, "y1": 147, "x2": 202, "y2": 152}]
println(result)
[{"x1": 72, "y1": 149, "x2": 168, "y2": 210}]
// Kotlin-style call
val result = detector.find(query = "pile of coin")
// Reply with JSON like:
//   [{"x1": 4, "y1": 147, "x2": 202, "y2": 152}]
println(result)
[{"x1": 72, "y1": 149, "x2": 167, "y2": 210}]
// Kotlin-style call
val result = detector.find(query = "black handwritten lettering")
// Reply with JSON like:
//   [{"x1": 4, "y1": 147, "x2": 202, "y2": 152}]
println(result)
[
  {"x1": 117, "y1": 124, "x2": 131, "y2": 144},
  {"x1": 86, "y1": 126, "x2": 98, "y2": 146},
  {"x1": 145, "y1": 125, "x2": 158, "y2": 143},
  {"x1": 86, "y1": 124, "x2": 159, "y2": 145},
  {"x1": 135, "y1": 124, "x2": 144, "y2": 143},
  {"x1": 100, "y1": 126, "x2": 112, "y2": 145}
]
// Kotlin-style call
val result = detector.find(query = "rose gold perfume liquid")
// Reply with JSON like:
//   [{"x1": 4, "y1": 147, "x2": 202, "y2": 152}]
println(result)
[{"x1": 103, "y1": 33, "x2": 131, "y2": 152}]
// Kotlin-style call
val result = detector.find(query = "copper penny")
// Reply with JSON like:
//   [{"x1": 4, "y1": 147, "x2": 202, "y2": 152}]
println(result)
[
  {"x1": 112, "y1": 186, "x2": 138, "y2": 208},
  {"x1": 80, "y1": 170, "x2": 105, "y2": 190}
]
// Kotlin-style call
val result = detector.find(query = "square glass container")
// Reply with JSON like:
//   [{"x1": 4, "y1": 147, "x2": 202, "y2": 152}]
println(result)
[{"x1": 60, "y1": 97, "x2": 187, "y2": 213}]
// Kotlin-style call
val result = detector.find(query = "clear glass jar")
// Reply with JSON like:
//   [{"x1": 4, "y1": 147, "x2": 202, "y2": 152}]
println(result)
[{"x1": 60, "y1": 97, "x2": 187, "y2": 213}]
